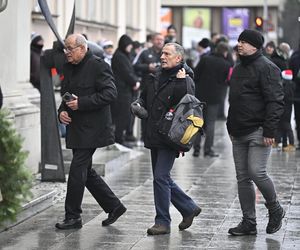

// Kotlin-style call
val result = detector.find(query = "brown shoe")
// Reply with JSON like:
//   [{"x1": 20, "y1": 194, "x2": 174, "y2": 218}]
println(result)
[
  {"x1": 147, "y1": 224, "x2": 170, "y2": 235},
  {"x1": 179, "y1": 206, "x2": 202, "y2": 230}
]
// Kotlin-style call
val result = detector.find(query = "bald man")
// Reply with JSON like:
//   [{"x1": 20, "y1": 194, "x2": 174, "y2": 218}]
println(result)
[{"x1": 56, "y1": 34, "x2": 126, "y2": 230}]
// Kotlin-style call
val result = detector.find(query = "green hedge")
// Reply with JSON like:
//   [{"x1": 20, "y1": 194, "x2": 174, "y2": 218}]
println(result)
[{"x1": 0, "y1": 109, "x2": 33, "y2": 226}]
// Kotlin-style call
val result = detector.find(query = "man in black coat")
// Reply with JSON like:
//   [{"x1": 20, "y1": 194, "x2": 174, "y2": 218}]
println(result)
[
  {"x1": 56, "y1": 34, "x2": 126, "y2": 230},
  {"x1": 193, "y1": 42, "x2": 231, "y2": 157},
  {"x1": 135, "y1": 43, "x2": 201, "y2": 235},
  {"x1": 227, "y1": 29, "x2": 285, "y2": 236}
]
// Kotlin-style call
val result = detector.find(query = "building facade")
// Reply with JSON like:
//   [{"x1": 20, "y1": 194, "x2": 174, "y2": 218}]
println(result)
[
  {"x1": 0, "y1": 0, "x2": 161, "y2": 174},
  {"x1": 161, "y1": 0, "x2": 300, "y2": 50}
]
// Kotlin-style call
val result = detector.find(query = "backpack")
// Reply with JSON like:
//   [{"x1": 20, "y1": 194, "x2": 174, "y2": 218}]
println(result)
[{"x1": 158, "y1": 92, "x2": 205, "y2": 152}]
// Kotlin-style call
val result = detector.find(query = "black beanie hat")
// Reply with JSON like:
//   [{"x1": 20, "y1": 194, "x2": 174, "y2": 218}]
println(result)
[
  {"x1": 198, "y1": 38, "x2": 210, "y2": 48},
  {"x1": 238, "y1": 29, "x2": 264, "y2": 49}
]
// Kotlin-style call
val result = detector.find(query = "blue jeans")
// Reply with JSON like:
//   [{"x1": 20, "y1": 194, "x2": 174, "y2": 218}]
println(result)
[
  {"x1": 232, "y1": 127, "x2": 277, "y2": 222},
  {"x1": 150, "y1": 148, "x2": 198, "y2": 227}
]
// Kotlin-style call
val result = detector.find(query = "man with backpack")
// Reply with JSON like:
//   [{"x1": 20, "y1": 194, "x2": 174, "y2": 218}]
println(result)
[{"x1": 131, "y1": 43, "x2": 201, "y2": 235}]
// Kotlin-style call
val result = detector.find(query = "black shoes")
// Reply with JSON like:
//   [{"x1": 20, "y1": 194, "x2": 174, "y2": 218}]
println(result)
[
  {"x1": 102, "y1": 203, "x2": 127, "y2": 226},
  {"x1": 204, "y1": 150, "x2": 219, "y2": 157},
  {"x1": 228, "y1": 219, "x2": 257, "y2": 236},
  {"x1": 265, "y1": 202, "x2": 285, "y2": 234},
  {"x1": 147, "y1": 224, "x2": 170, "y2": 235},
  {"x1": 192, "y1": 150, "x2": 200, "y2": 157},
  {"x1": 179, "y1": 206, "x2": 202, "y2": 230},
  {"x1": 55, "y1": 218, "x2": 82, "y2": 230}
]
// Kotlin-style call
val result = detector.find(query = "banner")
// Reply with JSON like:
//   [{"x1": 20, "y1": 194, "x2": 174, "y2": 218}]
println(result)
[
  {"x1": 160, "y1": 7, "x2": 173, "y2": 37},
  {"x1": 182, "y1": 8, "x2": 211, "y2": 49},
  {"x1": 222, "y1": 8, "x2": 249, "y2": 47}
]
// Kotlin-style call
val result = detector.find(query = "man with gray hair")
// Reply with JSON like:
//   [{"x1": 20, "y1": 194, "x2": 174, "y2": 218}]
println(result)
[
  {"x1": 56, "y1": 34, "x2": 126, "y2": 230},
  {"x1": 132, "y1": 42, "x2": 201, "y2": 235}
]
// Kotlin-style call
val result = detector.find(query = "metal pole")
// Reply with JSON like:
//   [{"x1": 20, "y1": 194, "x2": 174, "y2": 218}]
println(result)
[{"x1": 263, "y1": 0, "x2": 268, "y2": 42}]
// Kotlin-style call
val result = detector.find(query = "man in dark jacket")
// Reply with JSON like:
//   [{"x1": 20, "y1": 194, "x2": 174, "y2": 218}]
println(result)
[
  {"x1": 135, "y1": 43, "x2": 201, "y2": 235},
  {"x1": 227, "y1": 29, "x2": 285, "y2": 236},
  {"x1": 290, "y1": 42, "x2": 300, "y2": 147},
  {"x1": 133, "y1": 33, "x2": 164, "y2": 140},
  {"x1": 193, "y1": 42, "x2": 231, "y2": 157},
  {"x1": 56, "y1": 34, "x2": 126, "y2": 230}
]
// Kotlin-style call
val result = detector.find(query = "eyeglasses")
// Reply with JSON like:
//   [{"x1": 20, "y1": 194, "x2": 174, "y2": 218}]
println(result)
[{"x1": 63, "y1": 45, "x2": 81, "y2": 53}]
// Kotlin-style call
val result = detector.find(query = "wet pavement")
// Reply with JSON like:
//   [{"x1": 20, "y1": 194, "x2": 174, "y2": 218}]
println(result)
[{"x1": 0, "y1": 121, "x2": 300, "y2": 250}]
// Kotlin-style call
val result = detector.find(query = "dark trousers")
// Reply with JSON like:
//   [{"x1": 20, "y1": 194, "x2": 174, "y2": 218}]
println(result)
[
  {"x1": 150, "y1": 148, "x2": 198, "y2": 226},
  {"x1": 65, "y1": 148, "x2": 121, "y2": 219},
  {"x1": 112, "y1": 94, "x2": 132, "y2": 143},
  {"x1": 126, "y1": 91, "x2": 138, "y2": 136},
  {"x1": 276, "y1": 103, "x2": 294, "y2": 146},
  {"x1": 193, "y1": 103, "x2": 219, "y2": 153}
]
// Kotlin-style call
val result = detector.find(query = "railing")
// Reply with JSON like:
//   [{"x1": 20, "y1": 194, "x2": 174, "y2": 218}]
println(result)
[{"x1": 0, "y1": 0, "x2": 8, "y2": 13}]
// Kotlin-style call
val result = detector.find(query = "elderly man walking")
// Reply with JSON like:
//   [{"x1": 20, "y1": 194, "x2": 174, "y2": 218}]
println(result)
[
  {"x1": 56, "y1": 34, "x2": 126, "y2": 230},
  {"x1": 132, "y1": 43, "x2": 201, "y2": 235}
]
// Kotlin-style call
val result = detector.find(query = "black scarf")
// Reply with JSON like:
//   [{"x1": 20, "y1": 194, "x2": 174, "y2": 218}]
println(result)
[
  {"x1": 159, "y1": 63, "x2": 182, "y2": 86},
  {"x1": 239, "y1": 49, "x2": 262, "y2": 66}
]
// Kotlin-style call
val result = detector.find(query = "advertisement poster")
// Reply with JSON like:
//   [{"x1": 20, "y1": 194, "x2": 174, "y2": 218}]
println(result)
[
  {"x1": 222, "y1": 8, "x2": 249, "y2": 46},
  {"x1": 160, "y1": 7, "x2": 173, "y2": 37},
  {"x1": 182, "y1": 8, "x2": 211, "y2": 49}
]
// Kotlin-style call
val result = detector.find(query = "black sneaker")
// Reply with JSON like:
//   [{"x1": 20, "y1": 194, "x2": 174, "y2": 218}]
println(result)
[
  {"x1": 265, "y1": 203, "x2": 285, "y2": 234},
  {"x1": 228, "y1": 219, "x2": 257, "y2": 236}
]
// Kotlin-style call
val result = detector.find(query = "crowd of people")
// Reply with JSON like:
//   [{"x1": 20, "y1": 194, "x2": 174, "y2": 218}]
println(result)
[{"x1": 4, "y1": 24, "x2": 298, "y2": 236}]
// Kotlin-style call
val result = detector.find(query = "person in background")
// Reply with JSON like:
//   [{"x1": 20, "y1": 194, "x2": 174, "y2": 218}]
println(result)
[
  {"x1": 134, "y1": 33, "x2": 165, "y2": 141},
  {"x1": 192, "y1": 38, "x2": 211, "y2": 69},
  {"x1": 56, "y1": 34, "x2": 126, "y2": 230},
  {"x1": 132, "y1": 43, "x2": 201, "y2": 235},
  {"x1": 193, "y1": 42, "x2": 231, "y2": 157},
  {"x1": 264, "y1": 41, "x2": 276, "y2": 58},
  {"x1": 290, "y1": 42, "x2": 300, "y2": 149},
  {"x1": 0, "y1": 85, "x2": 3, "y2": 109},
  {"x1": 101, "y1": 40, "x2": 114, "y2": 66},
  {"x1": 30, "y1": 33, "x2": 44, "y2": 92},
  {"x1": 111, "y1": 34, "x2": 140, "y2": 148},
  {"x1": 227, "y1": 29, "x2": 285, "y2": 236},
  {"x1": 271, "y1": 42, "x2": 295, "y2": 151},
  {"x1": 164, "y1": 24, "x2": 177, "y2": 44}
]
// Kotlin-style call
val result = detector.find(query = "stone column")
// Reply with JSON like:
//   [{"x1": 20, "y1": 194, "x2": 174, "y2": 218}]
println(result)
[{"x1": 0, "y1": 0, "x2": 40, "y2": 173}]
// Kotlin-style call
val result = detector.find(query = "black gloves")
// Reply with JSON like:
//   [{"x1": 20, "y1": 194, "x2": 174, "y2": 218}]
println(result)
[{"x1": 130, "y1": 99, "x2": 148, "y2": 119}]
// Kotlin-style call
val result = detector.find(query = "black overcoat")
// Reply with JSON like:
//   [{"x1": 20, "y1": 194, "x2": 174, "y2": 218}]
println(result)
[{"x1": 58, "y1": 51, "x2": 117, "y2": 149}]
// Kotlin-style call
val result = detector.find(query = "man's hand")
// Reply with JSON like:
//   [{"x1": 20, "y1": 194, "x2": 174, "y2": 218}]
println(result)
[
  {"x1": 176, "y1": 68, "x2": 186, "y2": 78},
  {"x1": 66, "y1": 94, "x2": 78, "y2": 110},
  {"x1": 133, "y1": 82, "x2": 140, "y2": 91},
  {"x1": 149, "y1": 63, "x2": 157, "y2": 72},
  {"x1": 263, "y1": 137, "x2": 274, "y2": 146},
  {"x1": 59, "y1": 111, "x2": 72, "y2": 125}
]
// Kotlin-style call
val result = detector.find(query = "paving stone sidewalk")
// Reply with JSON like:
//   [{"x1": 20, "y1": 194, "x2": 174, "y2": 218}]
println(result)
[{"x1": 0, "y1": 122, "x2": 299, "y2": 250}]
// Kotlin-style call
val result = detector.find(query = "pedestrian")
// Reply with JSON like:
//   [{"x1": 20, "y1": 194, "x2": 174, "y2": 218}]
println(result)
[
  {"x1": 227, "y1": 29, "x2": 285, "y2": 236},
  {"x1": 0, "y1": 85, "x2": 3, "y2": 109},
  {"x1": 30, "y1": 33, "x2": 44, "y2": 92},
  {"x1": 101, "y1": 40, "x2": 114, "y2": 66},
  {"x1": 134, "y1": 33, "x2": 165, "y2": 141},
  {"x1": 192, "y1": 42, "x2": 231, "y2": 157},
  {"x1": 132, "y1": 43, "x2": 201, "y2": 235},
  {"x1": 271, "y1": 42, "x2": 295, "y2": 151},
  {"x1": 56, "y1": 34, "x2": 126, "y2": 230},
  {"x1": 164, "y1": 24, "x2": 177, "y2": 44},
  {"x1": 290, "y1": 42, "x2": 300, "y2": 148},
  {"x1": 111, "y1": 34, "x2": 140, "y2": 148}
]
